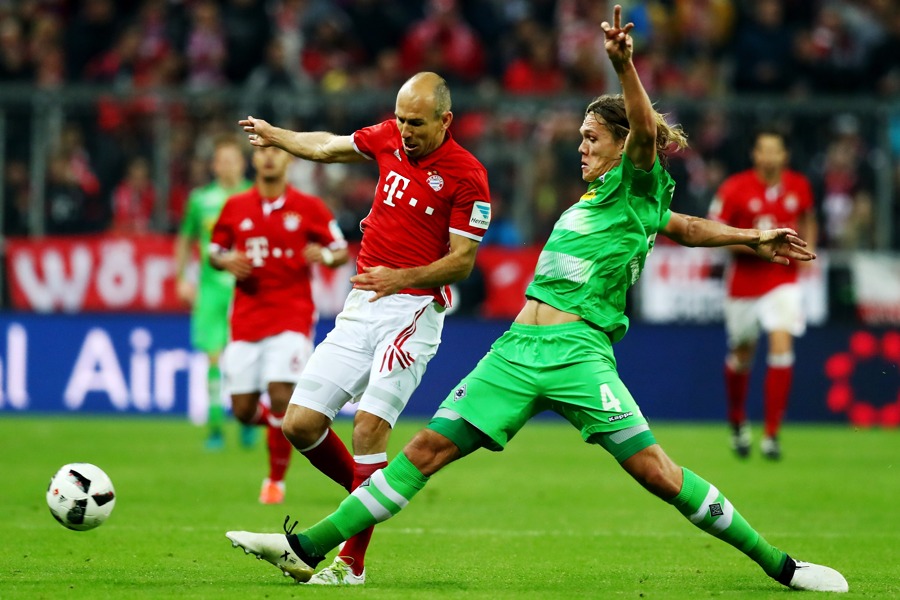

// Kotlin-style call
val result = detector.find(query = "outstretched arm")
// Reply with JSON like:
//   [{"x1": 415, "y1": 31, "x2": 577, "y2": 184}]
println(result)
[
  {"x1": 602, "y1": 4, "x2": 656, "y2": 171},
  {"x1": 238, "y1": 116, "x2": 367, "y2": 164},
  {"x1": 662, "y1": 212, "x2": 817, "y2": 266}
]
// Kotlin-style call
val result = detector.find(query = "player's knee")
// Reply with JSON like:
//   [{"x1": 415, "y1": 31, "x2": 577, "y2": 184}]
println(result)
[
  {"x1": 352, "y1": 411, "x2": 392, "y2": 448},
  {"x1": 230, "y1": 396, "x2": 257, "y2": 424},
  {"x1": 403, "y1": 429, "x2": 458, "y2": 477},
  {"x1": 282, "y1": 408, "x2": 329, "y2": 449},
  {"x1": 726, "y1": 351, "x2": 753, "y2": 372},
  {"x1": 624, "y1": 447, "x2": 682, "y2": 499},
  {"x1": 639, "y1": 463, "x2": 682, "y2": 499},
  {"x1": 266, "y1": 382, "x2": 295, "y2": 413}
]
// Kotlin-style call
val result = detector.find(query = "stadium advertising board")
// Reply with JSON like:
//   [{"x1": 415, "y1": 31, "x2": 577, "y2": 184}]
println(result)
[
  {"x1": 5, "y1": 235, "x2": 183, "y2": 312},
  {"x1": 4, "y1": 234, "x2": 354, "y2": 315},
  {"x1": 6, "y1": 235, "x2": 894, "y2": 327},
  {"x1": 638, "y1": 245, "x2": 829, "y2": 324},
  {"x1": 0, "y1": 314, "x2": 895, "y2": 427},
  {"x1": 851, "y1": 253, "x2": 900, "y2": 325}
]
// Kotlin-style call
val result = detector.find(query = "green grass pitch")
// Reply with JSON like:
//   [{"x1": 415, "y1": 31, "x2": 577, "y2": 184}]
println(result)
[{"x1": 1, "y1": 416, "x2": 897, "y2": 599}]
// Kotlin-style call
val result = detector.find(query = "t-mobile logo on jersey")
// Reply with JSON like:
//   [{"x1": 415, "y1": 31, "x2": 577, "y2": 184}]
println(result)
[
  {"x1": 244, "y1": 236, "x2": 269, "y2": 266},
  {"x1": 382, "y1": 170, "x2": 410, "y2": 207}
]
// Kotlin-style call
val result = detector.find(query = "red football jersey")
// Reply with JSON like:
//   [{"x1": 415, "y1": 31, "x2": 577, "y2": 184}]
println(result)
[
  {"x1": 709, "y1": 169, "x2": 814, "y2": 297},
  {"x1": 211, "y1": 185, "x2": 346, "y2": 342},
  {"x1": 351, "y1": 120, "x2": 491, "y2": 305}
]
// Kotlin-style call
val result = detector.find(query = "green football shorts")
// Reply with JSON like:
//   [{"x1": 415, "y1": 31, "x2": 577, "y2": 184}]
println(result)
[
  {"x1": 429, "y1": 321, "x2": 653, "y2": 461},
  {"x1": 191, "y1": 284, "x2": 232, "y2": 353}
]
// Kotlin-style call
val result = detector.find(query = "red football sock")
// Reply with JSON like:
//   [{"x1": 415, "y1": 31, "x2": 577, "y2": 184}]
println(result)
[
  {"x1": 301, "y1": 429, "x2": 354, "y2": 491},
  {"x1": 724, "y1": 361, "x2": 751, "y2": 426},
  {"x1": 248, "y1": 402, "x2": 272, "y2": 426},
  {"x1": 267, "y1": 411, "x2": 292, "y2": 482},
  {"x1": 338, "y1": 455, "x2": 387, "y2": 575},
  {"x1": 764, "y1": 365, "x2": 793, "y2": 438}
]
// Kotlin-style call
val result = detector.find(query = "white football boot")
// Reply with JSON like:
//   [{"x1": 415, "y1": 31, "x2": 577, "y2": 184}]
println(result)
[
  {"x1": 226, "y1": 531, "x2": 315, "y2": 583},
  {"x1": 307, "y1": 556, "x2": 366, "y2": 585},
  {"x1": 787, "y1": 560, "x2": 849, "y2": 593}
]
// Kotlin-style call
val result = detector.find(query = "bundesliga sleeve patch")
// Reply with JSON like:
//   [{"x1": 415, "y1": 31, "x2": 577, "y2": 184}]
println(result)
[{"x1": 469, "y1": 201, "x2": 491, "y2": 230}]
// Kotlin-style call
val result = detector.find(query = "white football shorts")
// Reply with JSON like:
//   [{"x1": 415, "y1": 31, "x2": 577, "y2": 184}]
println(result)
[
  {"x1": 222, "y1": 330, "x2": 313, "y2": 395},
  {"x1": 724, "y1": 283, "x2": 806, "y2": 347},
  {"x1": 290, "y1": 289, "x2": 445, "y2": 426}
]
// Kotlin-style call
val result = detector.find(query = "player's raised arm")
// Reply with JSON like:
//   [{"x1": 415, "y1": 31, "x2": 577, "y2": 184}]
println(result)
[
  {"x1": 602, "y1": 4, "x2": 656, "y2": 171},
  {"x1": 239, "y1": 116, "x2": 367, "y2": 164}
]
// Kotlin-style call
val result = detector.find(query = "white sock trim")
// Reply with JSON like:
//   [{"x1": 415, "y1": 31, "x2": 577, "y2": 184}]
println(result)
[
  {"x1": 298, "y1": 429, "x2": 330, "y2": 453},
  {"x1": 767, "y1": 352, "x2": 795, "y2": 368},
  {"x1": 354, "y1": 453, "x2": 388, "y2": 465}
]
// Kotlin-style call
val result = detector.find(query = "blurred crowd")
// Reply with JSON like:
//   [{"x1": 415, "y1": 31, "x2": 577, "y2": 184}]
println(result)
[{"x1": 1, "y1": 0, "x2": 898, "y2": 248}]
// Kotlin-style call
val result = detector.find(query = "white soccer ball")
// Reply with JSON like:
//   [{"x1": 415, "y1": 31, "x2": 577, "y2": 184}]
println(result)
[{"x1": 46, "y1": 463, "x2": 116, "y2": 531}]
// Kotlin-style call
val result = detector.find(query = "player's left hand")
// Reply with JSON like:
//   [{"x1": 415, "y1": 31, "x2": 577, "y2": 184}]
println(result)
[
  {"x1": 754, "y1": 228, "x2": 817, "y2": 266},
  {"x1": 303, "y1": 243, "x2": 327, "y2": 265},
  {"x1": 351, "y1": 266, "x2": 406, "y2": 301},
  {"x1": 175, "y1": 278, "x2": 196, "y2": 306}
]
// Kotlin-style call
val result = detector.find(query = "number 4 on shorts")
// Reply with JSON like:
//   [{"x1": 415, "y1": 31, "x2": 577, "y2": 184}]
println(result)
[{"x1": 599, "y1": 383, "x2": 622, "y2": 412}]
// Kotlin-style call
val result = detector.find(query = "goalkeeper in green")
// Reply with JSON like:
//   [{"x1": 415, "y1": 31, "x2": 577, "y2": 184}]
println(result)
[
  {"x1": 175, "y1": 135, "x2": 256, "y2": 451},
  {"x1": 226, "y1": 6, "x2": 847, "y2": 593}
]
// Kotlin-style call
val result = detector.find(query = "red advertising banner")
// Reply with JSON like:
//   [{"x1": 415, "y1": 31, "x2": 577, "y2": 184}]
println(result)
[
  {"x1": 476, "y1": 246, "x2": 541, "y2": 318},
  {"x1": 6, "y1": 234, "x2": 186, "y2": 312},
  {"x1": 4, "y1": 234, "x2": 545, "y2": 317},
  {"x1": 4, "y1": 234, "x2": 362, "y2": 314}
]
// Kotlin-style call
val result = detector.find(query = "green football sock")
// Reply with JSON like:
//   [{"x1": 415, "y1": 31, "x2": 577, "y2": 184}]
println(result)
[
  {"x1": 207, "y1": 365, "x2": 224, "y2": 434},
  {"x1": 297, "y1": 452, "x2": 429, "y2": 557},
  {"x1": 669, "y1": 467, "x2": 787, "y2": 578}
]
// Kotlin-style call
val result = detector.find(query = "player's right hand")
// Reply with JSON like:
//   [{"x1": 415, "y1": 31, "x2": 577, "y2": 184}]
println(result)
[
  {"x1": 222, "y1": 251, "x2": 254, "y2": 280},
  {"x1": 239, "y1": 115, "x2": 273, "y2": 147}
]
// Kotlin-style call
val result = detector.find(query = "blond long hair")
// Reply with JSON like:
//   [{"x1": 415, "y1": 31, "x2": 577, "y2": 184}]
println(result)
[{"x1": 585, "y1": 95, "x2": 689, "y2": 165}]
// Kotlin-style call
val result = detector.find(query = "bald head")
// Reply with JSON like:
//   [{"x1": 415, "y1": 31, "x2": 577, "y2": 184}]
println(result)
[
  {"x1": 397, "y1": 72, "x2": 451, "y2": 119},
  {"x1": 394, "y1": 72, "x2": 453, "y2": 159}
]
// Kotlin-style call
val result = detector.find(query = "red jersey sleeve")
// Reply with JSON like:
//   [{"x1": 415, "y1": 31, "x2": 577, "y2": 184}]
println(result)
[
  {"x1": 351, "y1": 120, "x2": 395, "y2": 160},
  {"x1": 448, "y1": 164, "x2": 491, "y2": 241},
  {"x1": 305, "y1": 196, "x2": 347, "y2": 249}
]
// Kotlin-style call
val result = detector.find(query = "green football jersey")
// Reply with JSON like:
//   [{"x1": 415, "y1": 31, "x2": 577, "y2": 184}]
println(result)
[
  {"x1": 525, "y1": 154, "x2": 675, "y2": 343},
  {"x1": 180, "y1": 179, "x2": 252, "y2": 293}
]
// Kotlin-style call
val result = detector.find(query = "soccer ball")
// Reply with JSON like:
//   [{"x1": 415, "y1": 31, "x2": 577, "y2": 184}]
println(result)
[{"x1": 46, "y1": 463, "x2": 116, "y2": 531}]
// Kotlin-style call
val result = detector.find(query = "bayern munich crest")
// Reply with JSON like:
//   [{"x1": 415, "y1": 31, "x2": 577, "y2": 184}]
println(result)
[
  {"x1": 426, "y1": 170, "x2": 444, "y2": 192},
  {"x1": 283, "y1": 213, "x2": 301, "y2": 231}
]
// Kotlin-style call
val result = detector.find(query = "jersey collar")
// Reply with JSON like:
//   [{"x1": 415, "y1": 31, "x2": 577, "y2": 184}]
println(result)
[
  {"x1": 586, "y1": 172, "x2": 607, "y2": 193},
  {"x1": 408, "y1": 130, "x2": 455, "y2": 168}
]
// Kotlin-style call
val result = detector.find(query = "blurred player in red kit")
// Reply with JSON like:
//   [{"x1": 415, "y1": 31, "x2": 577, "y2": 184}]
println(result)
[
  {"x1": 210, "y1": 145, "x2": 349, "y2": 503},
  {"x1": 238, "y1": 71, "x2": 491, "y2": 584},
  {"x1": 708, "y1": 127, "x2": 818, "y2": 460}
]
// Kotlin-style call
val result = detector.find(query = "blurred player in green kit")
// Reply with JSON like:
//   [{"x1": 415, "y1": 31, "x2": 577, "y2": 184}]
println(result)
[{"x1": 175, "y1": 135, "x2": 257, "y2": 450}]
